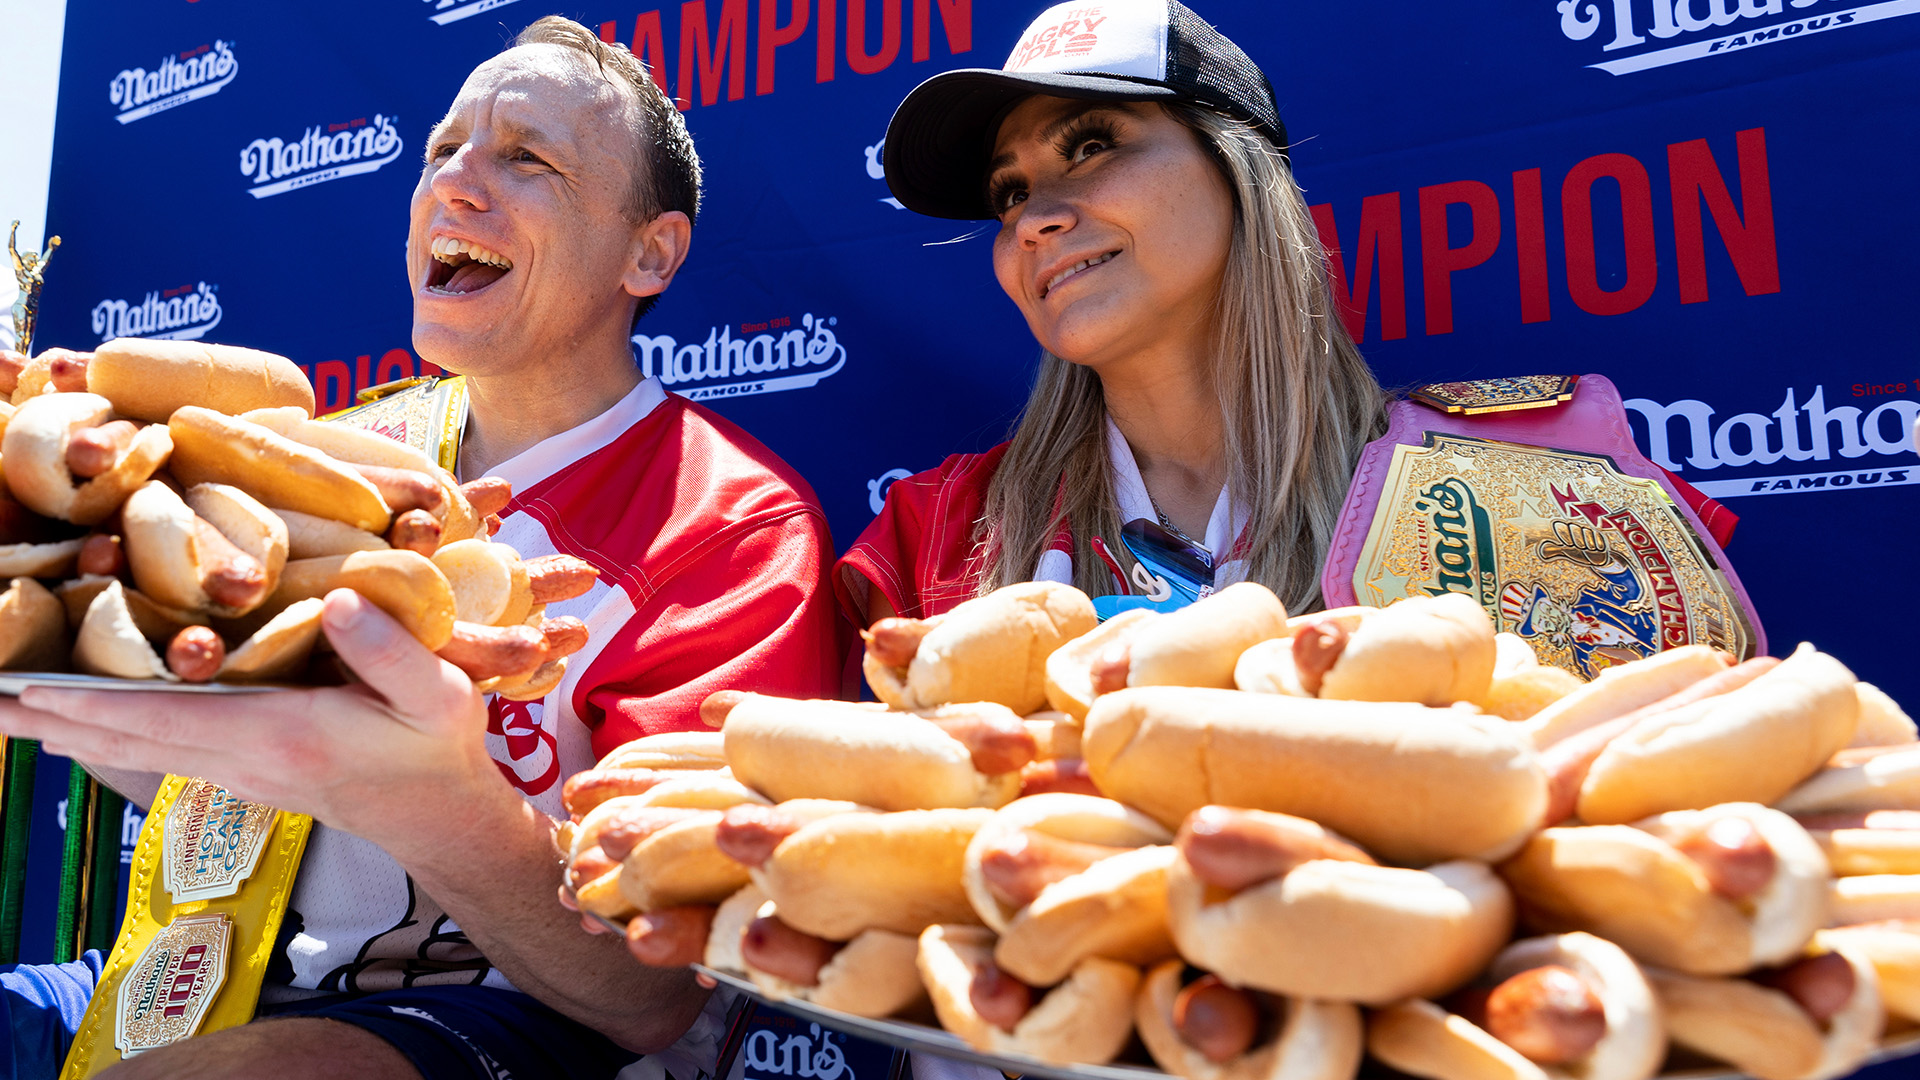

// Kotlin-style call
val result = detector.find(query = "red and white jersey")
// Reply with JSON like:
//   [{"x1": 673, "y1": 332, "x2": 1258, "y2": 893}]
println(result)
[{"x1": 264, "y1": 377, "x2": 842, "y2": 999}]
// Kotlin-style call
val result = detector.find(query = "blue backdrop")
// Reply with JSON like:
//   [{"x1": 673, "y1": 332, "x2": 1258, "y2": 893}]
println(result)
[{"x1": 17, "y1": 0, "x2": 1920, "y2": 957}]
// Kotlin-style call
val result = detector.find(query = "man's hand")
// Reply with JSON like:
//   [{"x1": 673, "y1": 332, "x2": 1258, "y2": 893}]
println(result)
[
  {"x1": 0, "y1": 589, "x2": 711, "y2": 1051},
  {"x1": 0, "y1": 589, "x2": 497, "y2": 866}
]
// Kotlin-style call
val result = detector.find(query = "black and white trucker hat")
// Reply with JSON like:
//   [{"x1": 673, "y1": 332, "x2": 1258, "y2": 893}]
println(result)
[{"x1": 883, "y1": 0, "x2": 1285, "y2": 220}]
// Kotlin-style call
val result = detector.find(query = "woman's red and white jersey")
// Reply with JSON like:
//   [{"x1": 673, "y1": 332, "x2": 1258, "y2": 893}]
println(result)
[{"x1": 266, "y1": 376, "x2": 843, "y2": 1000}]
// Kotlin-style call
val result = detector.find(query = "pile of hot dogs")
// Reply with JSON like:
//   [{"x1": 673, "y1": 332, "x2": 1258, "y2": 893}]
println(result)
[
  {"x1": 0, "y1": 337, "x2": 597, "y2": 690},
  {"x1": 560, "y1": 579, "x2": 1920, "y2": 1080}
]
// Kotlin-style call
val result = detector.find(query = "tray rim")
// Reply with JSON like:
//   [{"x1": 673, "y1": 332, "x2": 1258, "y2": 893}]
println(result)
[
  {"x1": 688, "y1": 961, "x2": 1920, "y2": 1080},
  {"x1": 0, "y1": 671, "x2": 291, "y2": 695}
]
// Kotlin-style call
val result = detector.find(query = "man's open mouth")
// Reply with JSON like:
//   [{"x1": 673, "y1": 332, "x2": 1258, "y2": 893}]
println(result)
[{"x1": 425, "y1": 236, "x2": 513, "y2": 296}]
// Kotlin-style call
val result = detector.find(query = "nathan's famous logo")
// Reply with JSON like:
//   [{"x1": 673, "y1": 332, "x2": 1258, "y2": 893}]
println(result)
[
  {"x1": 1558, "y1": 0, "x2": 1916, "y2": 75},
  {"x1": 1409, "y1": 477, "x2": 1498, "y2": 609},
  {"x1": 865, "y1": 136, "x2": 904, "y2": 210},
  {"x1": 1626, "y1": 385, "x2": 1918, "y2": 499},
  {"x1": 743, "y1": 1020, "x2": 850, "y2": 1080},
  {"x1": 1499, "y1": 485, "x2": 1731, "y2": 679},
  {"x1": 422, "y1": 0, "x2": 524, "y2": 26},
  {"x1": 239, "y1": 114, "x2": 405, "y2": 199},
  {"x1": 91, "y1": 282, "x2": 221, "y2": 342},
  {"x1": 632, "y1": 314, "x2": 846, "y2": 402},
  {"x1": 109, "y1": 40, "x2": 238, "y2": 124}
]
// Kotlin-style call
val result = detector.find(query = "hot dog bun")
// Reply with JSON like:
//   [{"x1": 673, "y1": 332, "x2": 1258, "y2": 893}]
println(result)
[
  {"x1": 752, "y1": 808, "x2": 992, "y2": 940},
  {"x1": 1135, "y1": 960, "x2": 1362, "y2": 1080},
  {"x1": 245, "y1": 408, "x2": 478, "y2": 545},
  {"x1": 217, "y1": 597, "x2": 323, "y2": 682},
  {"x1": 1577, "y1": 644, "x2": 1858, "y2": 824},
  {"x1": 0, "y1": 576, "x2": 66, "y2": 671},
  {"x1": 596, "y1": 730, "x2": 728, "y2": 771},
  {"x1": 1849, "y1": 684, "x2": 1916, "y2": 749},
  {"x1": 710, "y1": 886, "x2": 928, "y2": 1018},
  {"x1": 72, "y1": 580, "x2": 176, "y2": 680},
  {"x1": 1368, "y1": 933, "x2": 1665, "y2": 1080},
  {"x1": 1522, "y1": 645, "x2": 1733, "y2": 749},
  {"x1": 1166, "y1": 845, "x2": 1513, "y2": 1004},
  {"x1": 918, "y1": 922, "x2": 1141, "y2": 1065},
  {"x1": 2, "y1": 393, "x2": 173, "y2": 524},
  {"x1": 1816, "y1": 922, "x2": 1920, "y2": 1022},
  {"x1": 1234, "y1": 593, "x2": 1494, "y2": 706},
  {"x1": 1647, "y1": 947, "x2": 1882, "y2": 1080},
  {"x1": 432, "y1": 539, "x2": 533, "y2": 627},
  {"x1": 0, "y1": 538, "x2": 84, "y2": 580},
  {"x1": 617, "y1": 777, "x2": 769, "y2": 912},
  {"x1": 963, "y1": 793, "x2": 1176, "y2": 985},
  {"x1": 1082, "y1": 687, "x2": 1547, "y2": 865},
  {"x1": 276, "y1": 508, "x2": 389, "y2": 558},
  {"x1": 866, "y1": 582, "x2": 1096, "y2": 713},
  {"x1": 1499, "y1": 804, "x2": 1830, "y2": 975},
  {"x1": 1123, "y1": 582, "x2": 1287, "y2": 690},
  {"x1": 87, "y1": 338, "x2": 314, "y2": 422},
  {"x1": 1044, "y1": 608, "x2": 1157, "y2": 721},
  {"x1": 722, "y1": 694, "x2": 1022, "y2": 810},
  {"x1": 266, "y1": 550, "x2": 455, "y2": 650},
  {"x1": 1778, "y1": 745, "x2": 1920, "y2": 817},
  {"x1": 168, "y1": 407, "x2": 390, "y2": 533}
]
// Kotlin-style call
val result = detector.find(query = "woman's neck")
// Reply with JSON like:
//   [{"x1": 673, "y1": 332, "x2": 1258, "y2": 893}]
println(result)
[{"x1": 1096, "y1": 347, "x2": 1227, "y2": 542}]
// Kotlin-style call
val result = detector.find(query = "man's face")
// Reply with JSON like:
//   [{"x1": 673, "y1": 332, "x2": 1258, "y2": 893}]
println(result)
[{"x1": 408, "y1": 45, "x2": 649, "y2": 375}]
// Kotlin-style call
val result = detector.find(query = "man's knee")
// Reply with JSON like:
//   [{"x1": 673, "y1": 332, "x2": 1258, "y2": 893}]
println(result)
[{"x1": 99, "y1": 1017, "x2": 420, "y2": 1080}]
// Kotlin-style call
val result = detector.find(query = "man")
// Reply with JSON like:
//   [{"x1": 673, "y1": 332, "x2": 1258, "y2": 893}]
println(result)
[{"x1": 0, "y1": 16, "x2": 841, "y2": 1079}]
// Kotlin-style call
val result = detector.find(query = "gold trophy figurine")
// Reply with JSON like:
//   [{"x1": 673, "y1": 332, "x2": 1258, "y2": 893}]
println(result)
[{"x1": 8, "y1": 220, "x2": 60, "y2": 357}]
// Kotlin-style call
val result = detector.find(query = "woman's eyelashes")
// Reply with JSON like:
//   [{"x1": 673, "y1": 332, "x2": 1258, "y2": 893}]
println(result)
[{"x1": 989, "y1": 115, "x2": 1128, "y2": 219}]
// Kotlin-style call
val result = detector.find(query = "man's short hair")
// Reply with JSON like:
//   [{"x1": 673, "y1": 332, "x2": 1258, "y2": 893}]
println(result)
[{"x1": 513, "y1": 16, "x2": 702, "y2": 327}]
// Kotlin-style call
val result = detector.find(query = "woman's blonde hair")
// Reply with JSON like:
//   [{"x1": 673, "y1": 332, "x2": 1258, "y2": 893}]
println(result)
[{"x1": 976, "y1": 104, "x2": 1388, "y2": 613}]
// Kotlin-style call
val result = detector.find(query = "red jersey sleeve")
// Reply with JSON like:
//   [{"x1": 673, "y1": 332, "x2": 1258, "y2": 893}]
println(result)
[
  {"x1": 835, "y1": 444, "x2": 1008, "y2": 624},
  {"x1": 582, "y1": 505, "x2": 842, "y2": 757}
]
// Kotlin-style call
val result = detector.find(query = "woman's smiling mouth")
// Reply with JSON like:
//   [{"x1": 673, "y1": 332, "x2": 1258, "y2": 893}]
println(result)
[{"x1": 1042, "y1": 250, "x2": 1119, "y2": 297}]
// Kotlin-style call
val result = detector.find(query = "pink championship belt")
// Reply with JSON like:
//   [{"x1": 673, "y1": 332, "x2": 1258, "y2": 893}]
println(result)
[{"x1": 1321, "y1": 374, "x2": 1765, "y2": 680}]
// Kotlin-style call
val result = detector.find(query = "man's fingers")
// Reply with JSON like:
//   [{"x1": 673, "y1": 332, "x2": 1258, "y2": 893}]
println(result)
[{"x1": 321, "y1": 589, "x2": 476, "y2": 732}]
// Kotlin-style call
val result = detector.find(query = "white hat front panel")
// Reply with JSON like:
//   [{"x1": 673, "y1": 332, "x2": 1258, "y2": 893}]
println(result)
[{"x1": 1002, "y1": 0, "x2": 1171, "y2": 81}]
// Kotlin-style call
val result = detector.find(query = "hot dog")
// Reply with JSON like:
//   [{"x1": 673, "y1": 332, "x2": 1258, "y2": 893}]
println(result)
[
  {"x1": 1536, "y1": 656, "x2": 1781, "y2": 825},
  {"x1": 1368, "y1": 933, "x2": 1664, "y2": 1080},
  {"x1": 64, "y1": 421, "x2": 138, "y2": 479},
  {"x1": 863, "y1": 581, "x2": 1096, "y2": 714},
  {"x1": 1575, "y1": 644, "x2": 1860, "y2": 825},
  {"x1": 168, "y1": 407, "x2": 390, "y2": 533},
  {"x1": 593, "y1": 730, "x2": 728, "y2": 771},
  {"x1": 702, "y1": 885, "x2": 929, "y2": 1018},
  {"x1": 719, "y1": 694, "x2": 1024, "y2": 811},
  {"x1": 3, "y1": 392, "x2": 173, "y2": 525},
  {"x1": 525, "y1": 553, "x2": 600, "y2": 603},
  {"x1": 262, "y1": 549, "x2": 457, "y2": 651},
  {"x1": 562, "y1": 768, "x2": 677, "y2": 818},
  {"x1": 436, "y1": 621, "x2": 548, "y2": 682},
  {"x1": 1175, "y1": 805, "x2": 1375, "y2": 892},
  {"x1": 240, "y1": 406, "x2": 481, "y2": 545},
  {"x1": 1792, "y1": 810, "x2": 1920, "y2": 877},
  {"x1": 1647, "y1": 947, "x2": 1882, "y2": 1080},
  {"x1": 0, "y1": 576, "x2": 68, "y2": 672},
  {"x1": 45, "y1": 350, "x2": 90, "y2": 394},
  {"x1": 1083, "y1": 582, "x2": 1288, "y2": 697},
  {"x1": 959, "y1": 794, "x2": 1176, "y2": 987},
  {"x1": 385, "y1": 509, "x2": 442, "y2": 555},
  {"x1": 1018, "y1": 758, "x2": 1101, "y2": 798},
  {"x1": 1044, "y1": 608, "x2": 1158, "y2": 721},
  {"x1": 85, "y1": 338, "x2": 315, "y2": 422},
  {"x1": 0, "y1": 350, "x2": 25, "y2": 396},
  {"x1": 1234, "y1": 593, "x2": 1496, "y2": 707},
  {"x1": 121, "y1": 481, "x2": 287, "y2": 617},
  {"x1": 751, "y1": 808, "x2": 991, "y2": 941},
  {"x1": 864, "y1": 616, "x2": 931, "y2": 669},
  {"x1": 566, "y1": 777, "x2": 768, "y2": 920},
  {"x1": 1167, "y1": 806, "x2": 1513, "y2": 1005},
  {"x1": 165, "y1": 625, "x2": 225, "y2": 683},
  {"x1": 918, "y1": 922, "x2": 1142, "y2": 1065},
  {"x1": 1499, "y1": 803, "x2": 1830, "y2": 976},
  {"x1": 1136, "y1": 959, "x2": 1363, "y2": 1080},
  {"x1": 76, "y1": 534, "x2": 124, "y2": 578},
  {"x1": 1816, "y1": 921, "x2": 1920, "y2": 1024},
  {"x1": 460, "y1": 476, "x2": 513, "y2": 519},
  {"x1": 349, "y1": 463, "x2": 443, "y2": 517},
  {"x1": 1082, "y1": 687, "x2": 1546, "y2": 865},
  {"x1": 625, "y1": 904, "x2": 716, "y2": 967},
  {"x1": 1520, "y1": 645, "x2": 1734, "y2": 750},
  {"x1": 540, "y1": 615, "x2": 588, "y2": 657}
]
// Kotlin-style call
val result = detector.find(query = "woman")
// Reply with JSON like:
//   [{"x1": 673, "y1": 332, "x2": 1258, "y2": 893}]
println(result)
[{"x1": 838, "y1": 0, "x2": 1388, "y2": 628}]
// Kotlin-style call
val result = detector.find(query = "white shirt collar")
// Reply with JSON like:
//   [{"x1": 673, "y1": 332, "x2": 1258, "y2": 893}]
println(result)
[{"x1": 1103, "y1": 416, "x2": 1244, "y2": 558}]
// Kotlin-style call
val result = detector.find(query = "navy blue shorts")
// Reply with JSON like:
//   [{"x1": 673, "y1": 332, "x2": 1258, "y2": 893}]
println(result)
[
  {"x1": 0, "y1": 952, "x2": 637, "y2": 1080},
  {"x1": 262, "y1": 985, "x2": 640, "y2": 1080}
]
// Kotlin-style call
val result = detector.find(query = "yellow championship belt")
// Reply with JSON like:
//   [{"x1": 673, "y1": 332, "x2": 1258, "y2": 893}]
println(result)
[{"x1": 61, "y1": 376, "x2": 469, "y2": 1076}]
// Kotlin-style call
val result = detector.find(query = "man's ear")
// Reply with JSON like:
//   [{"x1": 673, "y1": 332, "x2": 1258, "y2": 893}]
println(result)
[{"x1": 623, "y1": 210, "x2": 693, "y2": 300}]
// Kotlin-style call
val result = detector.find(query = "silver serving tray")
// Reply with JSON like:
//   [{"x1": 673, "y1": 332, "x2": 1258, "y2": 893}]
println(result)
[
  {"x1": 687, "y1": 958, "x2": 1920, "y2": 1080},
  {"x1": 0, "y1": 672, "x2": 290, "y2": 695}
]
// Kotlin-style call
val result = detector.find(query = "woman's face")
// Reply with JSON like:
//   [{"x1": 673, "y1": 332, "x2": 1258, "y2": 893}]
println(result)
[{"x1": 987, "y1": 97, "x2": 1235, "y2": 373}]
